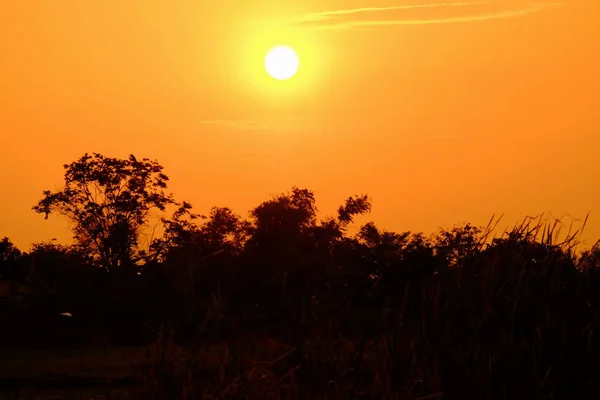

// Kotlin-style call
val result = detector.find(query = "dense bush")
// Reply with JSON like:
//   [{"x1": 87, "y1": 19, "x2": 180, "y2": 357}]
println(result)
[{"x1": 2, "y1": 154, "x2": 600, "y2": 398}]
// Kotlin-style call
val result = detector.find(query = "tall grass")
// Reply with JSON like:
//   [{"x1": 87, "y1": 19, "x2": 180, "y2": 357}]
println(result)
[{"x1": 139, "y1": 215, "x2": 600, "y2": 399}]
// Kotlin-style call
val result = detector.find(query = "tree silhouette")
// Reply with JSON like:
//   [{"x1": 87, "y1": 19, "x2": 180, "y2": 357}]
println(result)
[
  {"x1": 246, "y1": 187, "x2": 318, "y2": 257},
  {"x1": 32, "y1": 153, "x2": 177, "y2": 271},
  {"x1": 0, "y1": 237, "x2": 30, "y2": 281},
  {"x1": 433, "y1": 223, "x2": 483, "y2": 267},
  {"x1": 0, "y1": 237, "x2": 22, "y2": 263},
  {"x1": 12, "y1": 153, "x2": 600, "y2": 397}
]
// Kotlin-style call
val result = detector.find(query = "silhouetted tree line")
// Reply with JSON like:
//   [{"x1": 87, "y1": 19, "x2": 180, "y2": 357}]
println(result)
[{"x1": 2, "y1": 153, "x2": 600, "y2": 397}]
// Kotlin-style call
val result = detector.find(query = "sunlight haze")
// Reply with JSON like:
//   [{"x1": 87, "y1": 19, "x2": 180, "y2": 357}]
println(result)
[{"x1": 1, "y1": 0, "x2": 599, "y2": 250}]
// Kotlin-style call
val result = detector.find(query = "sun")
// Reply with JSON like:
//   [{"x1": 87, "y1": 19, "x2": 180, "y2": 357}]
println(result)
[{"x1": 265, "y1": 46, "x2": 299, "y2": 81}]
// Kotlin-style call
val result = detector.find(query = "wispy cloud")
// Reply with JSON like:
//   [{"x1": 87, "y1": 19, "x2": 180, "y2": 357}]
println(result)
[
  {"x1": 283, "y1": 1, "x2": 564, "y2": 30},
  {"x1": 201, "y1": 119, "x2": 271, "y2": 131},
  {"x1": 201, "y1": 117, "x2": 305, "y2": 132}
]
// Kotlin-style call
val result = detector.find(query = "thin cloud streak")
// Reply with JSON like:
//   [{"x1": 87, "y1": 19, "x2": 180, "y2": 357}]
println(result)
[
  {"x1": 201, "y1": 120, "x2": 270, "y2": 131},
  {"x1": 201, "y1": 117, "x2": 305, "y2": 132},
  {"x1": 287, "y1": 1, "x2": 565, "y2": 30},
  {"x1": 304, "y1": 1, "x2": 498, "y2": 19}
]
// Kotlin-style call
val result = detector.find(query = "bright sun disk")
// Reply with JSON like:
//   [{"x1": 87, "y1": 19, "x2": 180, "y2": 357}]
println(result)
[{"x1": 265, "y1": 46, "x2": 299, "y2": 81}]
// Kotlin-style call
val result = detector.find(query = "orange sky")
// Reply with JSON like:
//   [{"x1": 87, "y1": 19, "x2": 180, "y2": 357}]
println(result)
[{"x1": 1, "y1": 0, "x2": 599, "y2": 251}]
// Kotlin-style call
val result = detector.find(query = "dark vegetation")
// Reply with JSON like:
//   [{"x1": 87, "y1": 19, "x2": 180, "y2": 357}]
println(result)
[{"x1": 2, "y1": 153, "x2": 600, "y2": 399}]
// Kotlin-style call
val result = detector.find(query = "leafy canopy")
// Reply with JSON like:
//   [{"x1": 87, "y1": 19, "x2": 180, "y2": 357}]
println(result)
[{"x1": 33, "y1": 153, "x2": 176, "y2": 271}]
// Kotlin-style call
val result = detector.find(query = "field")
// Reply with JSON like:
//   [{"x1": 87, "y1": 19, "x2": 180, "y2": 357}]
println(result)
[
  {"x1": 3, "y1": 198, "x2": 600, "y2": 398},
  {"x1": 0, "y1": 346, "x2": 145, "y2": 399}
]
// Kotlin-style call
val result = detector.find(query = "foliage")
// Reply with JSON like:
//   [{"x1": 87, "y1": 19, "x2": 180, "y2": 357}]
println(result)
[
  {"x1": 2, "y1": 153, "x2": 600, "y2": 398},
  {"x1": 32, "y1": 153, "x2": 177, "y2": 271},
  {"x1": 0, "y1": 236, "x2": 26, "y2": 279}
]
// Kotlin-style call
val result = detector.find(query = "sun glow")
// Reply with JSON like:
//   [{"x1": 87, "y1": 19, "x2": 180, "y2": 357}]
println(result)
[
  {"x1": 265, "y1": 46, "x2": 299, "y2": 80},
  {"x1": 237, "y1": 26, "x2": 326, "y2": 100}
]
